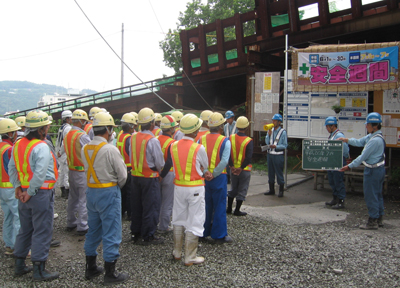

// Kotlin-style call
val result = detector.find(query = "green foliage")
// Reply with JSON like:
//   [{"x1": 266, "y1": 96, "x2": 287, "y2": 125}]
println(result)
[{"x1": 389, "y1": 167, "x2": 400, "y2": 186}]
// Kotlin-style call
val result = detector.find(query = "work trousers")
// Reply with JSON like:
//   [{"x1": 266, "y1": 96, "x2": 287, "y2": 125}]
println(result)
[
  {"x1": 204, "y1": 174, "x2": 228, "y2": 240},
  {"x1": 0, "y1": 187, "x2": 20, "y2": 249},
  {"x1": 130, "y1": 176, "x2": 160, "y2": 240},
  {"x1": 57, "y1": 153, "x2": 69, "y2": 189},
  {"x1": 121, "y1": 168, "x2": 132, "y2": 217},
  {"x1": 228, "y1": 170, "x2": 251, "y2": 201},
  {"x1": 13, "y1": 189, "x2": 54, "y2": 262},
  {"x1": 364, "y1": 166, "x2": 385, "y2": 219},
  {"x1": 327, "y1": 157, "x2": 346, "y2": 200},
  {"x1": 267, "y1": 154, "x2": 284, "y2": 185},
  {"x1": 172, "y1": 185, "x2": 205, "y2": 237},
  {"x1": 67, "y1": 170, "x2": 88, "y2": 231},
  {"x1": 159, "y1": 172, "x2": 175, "y2": 231},
  {"x1": 84, "y1": 186, "x2": 122, "y2": 262}
]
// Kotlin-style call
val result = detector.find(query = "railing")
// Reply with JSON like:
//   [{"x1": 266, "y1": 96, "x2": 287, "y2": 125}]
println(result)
[{"x1": 7, "y1": 75, "x2": 182, "y2": 118}]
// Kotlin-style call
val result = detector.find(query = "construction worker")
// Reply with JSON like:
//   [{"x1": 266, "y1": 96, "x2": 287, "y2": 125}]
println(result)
[
  {"x1": 152, "y1": 113, "x2": 163, "y2": 136},
  {"x1": 324, "y1": 116, "x2": 349, "y2": 209},
  {"x1": 14, "y1": 116, "x2": 26, "y2": 141},
  {"x1": 130, "y1": 107, "x2": 165, "y2": 245},
  {"x1": 171, "y1": 113, "x2": 211, "y2": 266},
  {"x1": 85, "y1": 107, "x2": 101, "y2": 140},
  {"x1": 338, "y1": 112, "x2": 386, "y2": 230},
  {"x1": 224, "y1": 110, "x2": 237, "y2": 184},
  {"x1": 199, "y1": 112, "x2": 232, "y2": 243},
  {"x1": 171, "y1": 110, "x2": 184, "y2": 140},
  {"x1": 82, "y1": 112, "x2": 128, "y2": 285},
  {"x1": 116, "y1": 113, "x2": 137, "y2": 220},
  {"x1": 156, "y1": 115, "x2": 177, "y2": 233},
  {"x1": 0, "y1": 118, "x2": 21, "y2": 256},
  {"x1": 63, "y1": 109, "x2": 90, "y2": 235},
  {"x1": 227, "y1": 116, "x2": 254, "y2": 216},
  {"x1": 55, "y1": 110, "x2": 73, "y2": 199},
  {"x1": 9, "y1": 110, "x2": 59, "y2": 281},
  {"x1": 194, "y1": 110, "x2": 212, "y2": 142},
  {"x1": 264, "y1": 114, "x2": 287, "y2": 197},
  {"x1": 130, "y1": 112, "x2": 139, "y2": 132}
]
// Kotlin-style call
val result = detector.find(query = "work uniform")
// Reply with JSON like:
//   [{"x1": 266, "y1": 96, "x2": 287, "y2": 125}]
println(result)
[
  {"x1": 194, "y1": 127, "x2": 210, "y2": 143},
  {"x1": 228, "y1": 133, "x2": 253, "y2": 201},
  {"x1": 265, "y1": 127, "x2": 287, "y2": 186},
  {"x1": 129, "y1": 130, "x2": 164, "y2": 240},
  {"x1": 223, "y1": 121, "x2": 238, "y2": 137},
  {"x1": 173, "y1": 128, "x2": 184, "y2": 140},
  {"x1": 348, "y1": 131, "x2": 386, "y2": 219},
  {"x1": 0, "y1": 139, "x2": 20, "y2": 250},
  {"x1": 171, "y1": 136, "x2": 208, "y2": 237},
  {"x1": 64, "y1": 126, "x2": 90, "y2": 232},
  {"x1": 82, "y1": 136, "x2": 127, "y2": 262},
  {"x1": 56, "y1": 122, "x2": 71, "y2": 190},
  {"x1": 156, "y1": 133, "x2": 175, "y2": 231},
  {"x1": 199, "y1": 133, "x2": 230, "y2": 239},
  {"x1": 152, "y1": 126, "x2": 162, "y2": 136},
  {"x1": 84, "y1": 123, "x2": 94, "y2": 140},
  {"x1": 9, "y1": 138, "x2": 58, "y2": 262},
  {"x1": 327, "y1": 129, "x2": 349, "y2": 201}
]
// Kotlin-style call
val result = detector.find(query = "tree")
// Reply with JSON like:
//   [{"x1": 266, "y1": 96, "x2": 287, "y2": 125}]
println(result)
[{"x1": 159, "y1": 0, "x2": 255, "y2": 74}]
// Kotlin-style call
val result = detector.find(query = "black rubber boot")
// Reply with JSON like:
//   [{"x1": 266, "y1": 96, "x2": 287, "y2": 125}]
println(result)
[
  {"x1": 332, "y1": 199, "x2": 345, "y2": 209},
  {"x1": 14, "y1": 257, "x2": 33, "y2": 276},
  {"x1": 60, "y1": 187, "x2": 67, "y2": 199},
  {"x1": 264, "y1": 183, "x2": 275, "y2": 195},
  {"x1": 278, "y1": 185, "x2": 284, "y2": 198},
  {"x1": 104, "y1": 260, "x2": 129, "y2": 286},
  {"x1": 359, "y1": 217, "x2": 378, "y2": 230},
  {"x1": 32, "y1": 261, "x2": 59, "y2": 282},
  {"x1": 64, "y1": 188, "x2": 69, "y2": 199},
  {"x1": 378, "y1": 215, "x2": 384, "y2": 228},
  {"x1": 233, "y1": 200, "x2": 247, "y2": 216},
  {"x1": 227, "y1": 197, "x2": 234, "y2": 214},
  {"x1": 325, "y1": 196, "x2": 338, "y2": 206},
  {"x1": 85, "y1": 255, "x2": 104, "y2": 280}
]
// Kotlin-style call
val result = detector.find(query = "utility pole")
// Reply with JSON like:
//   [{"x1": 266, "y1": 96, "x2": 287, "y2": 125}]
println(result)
[{"x1": 121, "y1": 23, "x2": 124, "y2": 88}]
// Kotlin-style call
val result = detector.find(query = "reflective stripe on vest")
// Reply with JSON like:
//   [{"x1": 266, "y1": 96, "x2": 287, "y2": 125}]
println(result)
[
  {"x1": 269, "y1": 128, "x2": 285, "y2": 155},
  {"x1": 171, "y1": 140, "x2": 204, "y2": 187},
  {"x1": 230, "y1": 134, "x2": 252, "y2": 171},
  {"x1": 64, "y1": 129, "x2": 85, "y2": 171},
  {"x1": 200, "y1": 134, "x2": 227, "y2": 174},
  {"x1": 152, "y1": 128, "x2": 161, "y2": 136},
  {"x1": 194, "y1": 130, "x2": 210, "y2": 143},
  {"x1": 13, "y1": 138, "x2": 58, "y2": 190},
  {"x1": 362, "y1": 134, "x2": 386, "y2": 168},
  {"x1": 157, "y1": 135, "x2": 175, "y2": 171},
  {"x1": 116, "y1": 132, "x2": 131, "y2": 167},
  {"x1": 83, "y1": 142, "x2": 118, "y2": 188},
  {"x1": 130, "y1": 133, "x2": 159, "y2": 178},
  {"x1": 0, "y1": 142, "x2": 13, "y2": 188},
  {"x1": 84, "y1": 123, "x2": 92, "y2": 134}
]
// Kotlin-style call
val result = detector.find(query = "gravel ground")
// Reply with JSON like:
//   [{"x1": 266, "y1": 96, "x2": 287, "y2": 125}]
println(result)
[{"x1": 0, "y1": 186, "x2": 399, "y2": 288}]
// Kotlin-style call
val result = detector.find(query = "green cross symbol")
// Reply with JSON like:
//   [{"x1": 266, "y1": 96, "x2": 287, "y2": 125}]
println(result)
[{"x1": 299, "y1": 63, "x2": 310, "y2": 74}]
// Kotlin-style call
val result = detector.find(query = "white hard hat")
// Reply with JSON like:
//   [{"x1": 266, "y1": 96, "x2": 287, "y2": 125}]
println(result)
[{"x1": 61, "y1": 110, "x2": 73, "y2": 119}]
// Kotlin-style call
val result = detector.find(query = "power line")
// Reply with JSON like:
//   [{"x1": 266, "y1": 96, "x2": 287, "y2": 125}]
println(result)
[{"x1": 74, "y1": 0, "x2": 175, "y2": 109}]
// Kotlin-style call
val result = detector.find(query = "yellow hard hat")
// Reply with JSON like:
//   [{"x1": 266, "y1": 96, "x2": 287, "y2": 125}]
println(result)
[
  {"x1": 15, "y1": 116, "x2": 26, "y2": 127},
  {"x1": 72, "y1": 109, "x2": 89, "y2": 121},
  {"x1": 208, "y1": 112, "x2": 226, "y2": 127},
  {"x1": 200, "y1": 110, "x2": 213, "y2": 121},
  {"x1": 154, "y1": 113, "x2": 162, "y2": 122},
  {"x1": 171, "y1": 111, "x2": 184, "y2": 122},
  {"x1": 121, "y1": 113, "x2": 137, "y2": 125},
  {"x1": 237, "y1": 116, "x2": 253, "y2": 129},
  {"x1": 25, "y1": 110, "x2": 52, "y2": 128},
  {"x1": 0, "y1": 118, "x2": 21, "y2": 134},
  {"x1": 137, "y1": 108, "x2": 155, "y2": 124},
  {"x1": 89, "y1": 107, "x2": 102, "y2": 117},
  {"x1": 160, "y1": 115, "x2": 178, "y2": 129},
  {"x1": 180, "y1": 114, "x2": 202, "y2": 134},
  {"x1": 92, "y1": 112, "x2": 116, "y2": 127}
]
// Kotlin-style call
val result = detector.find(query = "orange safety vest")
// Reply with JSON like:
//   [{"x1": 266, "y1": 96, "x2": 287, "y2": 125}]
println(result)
[
  {"x1": 0, "y1": 142, "x2": 13, "y2": 188},
  {"x1": 157, "y1": 135, "x2": 175, "y2": 171},
  {"x1": 84, "y1": 123, "x2": 92, "y2": 135},
  {"x1": 83, "y1": 142, "x2": 118, "y2": 188},
  {"x1": 116, "y1": 132, "x2": 131, "y2": 167},
  {"x1": 230, "y1": 134, "x2": 252, "y2": 171},
  {"x1": 64, "y1": 129, "x2": 85, "y2": 171},
  {"x1": 152, "y1": 128, "x2": 161, "y2": 136},
  {"x1": 199, "y1": 134, "x2": 227, "y2": 174},
  {"x1": 172, "y1": 127, "x2": 180, "y2": 139},
  {"x1": 13, "y1": 138, "x2": 58, "y2": 189},
  {"x1": 171, "y1": 139, "x2": 204, "y2": 187},
  {"x1": 194, "y1": 130, "x2": 210, "y2": 143},
  {"x1": 130, "y1": 132, "x2": 159, "y2": 178}
]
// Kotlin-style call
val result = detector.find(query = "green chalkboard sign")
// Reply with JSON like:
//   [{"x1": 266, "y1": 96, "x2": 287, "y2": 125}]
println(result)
[{"x1": 302, "y1": 140, "x2": 343, "y2": 170}]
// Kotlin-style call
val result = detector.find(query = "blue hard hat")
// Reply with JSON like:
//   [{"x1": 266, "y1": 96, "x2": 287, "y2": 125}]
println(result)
[
  {"x1": 272, "y1": 114, "x2": 283, "y2": 122},
  {"x1": 225, "y1": 110, "x2": 234, "y2": 119},
  {"x1": 325, "y1": 116, "x2": 337, "y2": 126},
  {"x1": 365, "y1": 112, "x2": 382, "y2": 124}
]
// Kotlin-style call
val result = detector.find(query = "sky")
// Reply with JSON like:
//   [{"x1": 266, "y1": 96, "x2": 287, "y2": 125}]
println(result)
[{"x1": 0, "y1": 0, "x2": 192, "y2": 92}]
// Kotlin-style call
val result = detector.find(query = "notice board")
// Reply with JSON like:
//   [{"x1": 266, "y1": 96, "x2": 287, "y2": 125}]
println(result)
[{"x1": 302, "y1": 140, "x2": 344, "y2": 170}]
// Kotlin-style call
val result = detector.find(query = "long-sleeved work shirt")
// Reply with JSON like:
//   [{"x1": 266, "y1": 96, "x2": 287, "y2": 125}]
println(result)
[{"x1": 348, "y1": 130, "x2": 385, "y2": 168}]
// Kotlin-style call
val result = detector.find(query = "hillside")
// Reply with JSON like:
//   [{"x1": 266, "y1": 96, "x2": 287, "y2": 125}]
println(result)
[{"x1": 0, "y1": 81, "x2": 97, "y2": 115}]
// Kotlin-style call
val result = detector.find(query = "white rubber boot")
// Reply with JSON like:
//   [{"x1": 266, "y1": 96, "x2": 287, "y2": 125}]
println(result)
[
  {"x1": 173, "y1": 225, "x2": 185, "y2": 260},
  {"x1": 184, "y1": 231, "x2": 204, "y2": 266}
]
